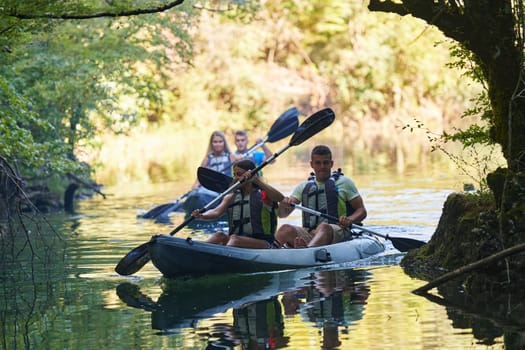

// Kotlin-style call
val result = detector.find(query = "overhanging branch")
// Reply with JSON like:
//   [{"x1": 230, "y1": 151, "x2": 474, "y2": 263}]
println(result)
[
  {"x1": 368, "y1": 0, "x2": 469, "y2": 49},
  {"x1": 7, "y1": 0, "x2": 185, "y2": 20},
  {"x1": 368, "y1": 0, "x2": 410, "y2": 15}
]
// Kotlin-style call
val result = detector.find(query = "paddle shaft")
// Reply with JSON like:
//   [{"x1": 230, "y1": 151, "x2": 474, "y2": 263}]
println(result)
[
  {"x1": 242, "y1": 137, "x2": 268, "y2": 158},
  {"x1": 291, "y1": 203, "x2": 425, "y2": 251},
  {"x1": 220, "y1": 106, "x2": 298, "y2": 173},
  {"x1": 292, "y1": 203, "x2": 379, "y2": 235}
]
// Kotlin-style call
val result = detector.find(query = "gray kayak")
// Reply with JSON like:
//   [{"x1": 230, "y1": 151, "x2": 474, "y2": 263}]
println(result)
[{"x1": 148, "y1": 233, "x2": 385, "y2": 278}]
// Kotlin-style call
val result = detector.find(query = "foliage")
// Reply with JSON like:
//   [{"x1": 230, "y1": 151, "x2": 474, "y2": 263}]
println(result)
[
  {"x1": 0, "y1": 0, "x2": 500, "y2": 186},
  {"x1": 0, "y1": 2, "x2": 195, "y2": 184},
  {"x1": 369, "y1": 0, "x2": 525, "y2": 172},
  {"x1": 0, "y1": 76, "x2": 82, "y2": 178}
]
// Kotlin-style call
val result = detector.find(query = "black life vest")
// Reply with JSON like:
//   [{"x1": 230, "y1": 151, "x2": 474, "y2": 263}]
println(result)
[{"x1": 301, "y1": 169, "x2": 355, "y2": 230}]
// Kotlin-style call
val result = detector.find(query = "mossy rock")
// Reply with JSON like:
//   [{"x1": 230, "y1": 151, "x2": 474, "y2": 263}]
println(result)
[
  {"x1": 402, "y1": 191, "x2": 500, "y2": 274},
  {"x1": 402, "y1": 168, "x2": 525, "y2": 300}
]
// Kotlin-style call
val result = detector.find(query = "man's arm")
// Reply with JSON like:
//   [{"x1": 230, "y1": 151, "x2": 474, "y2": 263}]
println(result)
[
  {"x1": 278, "y1": 182, "x2": 304, "y2": 217},
  {"x1": 278, "y1": 196, "x2": 299, "y2": 218},
  {"x1": 346, "y1": 196, "x2": 367, "y2": 224},
  {"x1": 338, "y1": 176, "x2": 367, "y2": 227}
]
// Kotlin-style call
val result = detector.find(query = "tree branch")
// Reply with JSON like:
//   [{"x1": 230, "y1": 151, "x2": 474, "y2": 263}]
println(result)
[
  {"x1": 7, "y1": 0, "x2": 185, "y2": 20},
  {"x1": 368, "y1": 0, "x2": 467, "y2": 43},
  {"x1": 368, "y1": 0, "x2": 410, "y2": 16},
  {"x1": 413, "y1": 242, "x2": 525, "y2": 294}
]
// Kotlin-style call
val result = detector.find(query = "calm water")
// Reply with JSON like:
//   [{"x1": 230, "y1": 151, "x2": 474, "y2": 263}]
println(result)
[{"x1": 1, "y1": 170, "x2": 510, "y2": 349}]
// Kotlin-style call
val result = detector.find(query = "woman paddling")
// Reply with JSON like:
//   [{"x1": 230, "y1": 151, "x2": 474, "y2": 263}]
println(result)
[{"x1": 191, "y1": 159, "x2": 283, "y2": 249}]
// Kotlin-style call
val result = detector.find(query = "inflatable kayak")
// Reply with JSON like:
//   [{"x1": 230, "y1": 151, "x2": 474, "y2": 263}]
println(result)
[{"x1": 147, "y1": 233, "x2": 385, "y2": 278}]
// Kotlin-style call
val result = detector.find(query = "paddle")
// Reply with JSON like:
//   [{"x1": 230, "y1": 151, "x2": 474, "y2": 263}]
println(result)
[
  {"x1": 234, "y1": 106, "x2": 299, "y2": 161},
  {"x1": 115, "y1": 108, "x2": 335, "y2": 276},
  {"x1": 137, "y1": 192, "x2": 190, "y2": 219},
  {"x1": 291, "y1": 204, "x2": 426, "y2": 252},
  {"x1": 197, "y1": 167, "x2": 234, "y2": 193},
  {"x1": 137, "y1": 107, "x2": 299, "y2": 220},
  {"x1": 196, "y1": 167, "x2": 426, "y2": 252}
]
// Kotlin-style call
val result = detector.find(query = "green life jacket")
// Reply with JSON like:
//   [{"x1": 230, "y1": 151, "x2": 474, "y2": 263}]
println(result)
[
  {"x1": 227, "y1": 189, "x2": 277, "y2": 242},
  {"x1": 301, "y1": 169, "x2": 355, "y2": 230}
]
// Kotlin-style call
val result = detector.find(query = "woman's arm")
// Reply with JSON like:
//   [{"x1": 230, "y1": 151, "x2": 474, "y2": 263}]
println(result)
[
  {"x1": 191, "y1": 193, "x2": 233, "y2": 220},
  {"x1": 191, "y1": 156, "x2": 209, "y2": 189},
  {"x1": 252, "y1": 177, "x2": 284, "y2": 203}
]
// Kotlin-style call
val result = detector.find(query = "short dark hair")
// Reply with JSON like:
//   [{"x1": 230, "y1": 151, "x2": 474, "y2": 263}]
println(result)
[
  {"x1": 234, "y1": 158, "x2": 256, "y2": 171},
  {"x1": 311, "y1": 145, "x2": 332, "y2": 159}
]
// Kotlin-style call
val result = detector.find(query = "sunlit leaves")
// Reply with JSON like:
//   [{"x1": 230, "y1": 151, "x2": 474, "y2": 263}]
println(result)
[
  {"x1": 0, "y1": 1, "x2": 195, "y2": 183},
  {"x1": 0, "y1": 76, "x2": 80, "y2": 177}
]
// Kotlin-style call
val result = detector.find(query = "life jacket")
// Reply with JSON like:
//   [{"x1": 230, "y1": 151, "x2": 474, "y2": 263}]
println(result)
[
  {"x1": 206, "y1": 152, "x2": 232, "y2": 176},
  {"x1": 227, "y1": 189, "x2": 277, "y2": 241},
  {"x1": 301, "y1": 169, "x2": 355, "y2": 230},
  {"x1": 233, "y1": 297, "x2": 284, "y2": 349}
]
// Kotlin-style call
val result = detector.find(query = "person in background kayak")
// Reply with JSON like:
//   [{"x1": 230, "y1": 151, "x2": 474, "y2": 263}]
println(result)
[
  {"x1": 191, "y1": 159, "x2": 283, "y2": 248},
  {"x1": 276, "y1": 145, "x2": 367, "y2": 248},
  {"x1": 192, "y1": 131, "x2": 236, "y2": 189},
  {"x1": 232, "y1": 130, "x2": 273, "y2": 165}
]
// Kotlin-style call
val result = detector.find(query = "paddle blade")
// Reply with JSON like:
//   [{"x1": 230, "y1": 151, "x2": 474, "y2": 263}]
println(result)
[
  {"x1": 115, "y1": 242, "x2": 151, "y2": 276},
  {"x1": 197, "y1": 167, "x2": 233, "y2": 193},
  {"x1": 266, "y1": 107, "x2": 299, "y2": 142},
  {"x1": 390, "y1": 237, "x2": 426, "y2": 252},
  {"x1": 138, "y1": 202, "x2": 184, "y2": 219},
  {"x1": 290, "y1": 108, "x2": 335, "y2": 146},
  {"x1": 116, "y1": 283, "x2": 157, "y2": 311}
]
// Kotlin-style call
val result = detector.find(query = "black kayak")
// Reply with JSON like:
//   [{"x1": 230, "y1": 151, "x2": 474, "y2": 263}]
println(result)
[
  {"x1": 138, "y1": 187, "x2": 227, "y2": 223},
  {"x1": 147, "y1": 233, "x2": 385, "y2": 279}
]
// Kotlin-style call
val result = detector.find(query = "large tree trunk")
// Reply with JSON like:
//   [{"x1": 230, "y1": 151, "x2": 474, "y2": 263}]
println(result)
[{"x1": 368, "y1": 0, "x2": 525, "y2": 171}]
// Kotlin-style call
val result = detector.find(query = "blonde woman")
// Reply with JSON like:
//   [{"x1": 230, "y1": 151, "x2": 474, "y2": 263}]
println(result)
[{"x1": 192, "y1": 131, "x2": 236, "y2": 189}]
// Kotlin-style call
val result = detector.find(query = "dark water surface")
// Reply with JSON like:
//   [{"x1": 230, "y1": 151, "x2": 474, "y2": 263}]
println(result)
[{"x1": 1, "y1": 172, "x2": 509, "y2": 349}]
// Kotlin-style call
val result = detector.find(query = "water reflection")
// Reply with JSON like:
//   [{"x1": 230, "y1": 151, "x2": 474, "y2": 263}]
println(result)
[
  {"x1": 282, "y1": 270, "x2": 369, "y2": 349},
  {"x1": 116, "y1": 268, "x2": 371, "y2": 349},
  {"x1": 420, "y1": 283, "x2": 525, "y2": 349},
  {"x1": 3, "y1": 173, "x2": 518, "y2": 349}
]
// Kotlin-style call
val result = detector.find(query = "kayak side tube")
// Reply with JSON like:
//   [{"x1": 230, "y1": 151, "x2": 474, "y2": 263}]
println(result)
[{"x1": 148, "y1": 234, "x2": 385, "y2": 278}]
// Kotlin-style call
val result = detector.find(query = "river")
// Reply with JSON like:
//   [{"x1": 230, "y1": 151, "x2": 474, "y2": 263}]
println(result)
[{"x1": 0, "y1": 169, "x2": 509, "y2": 349}]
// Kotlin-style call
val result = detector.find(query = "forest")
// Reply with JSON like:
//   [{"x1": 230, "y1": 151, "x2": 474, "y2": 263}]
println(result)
[{"x1": 1, "y1": 1, "x2": 492, "y2": 189}]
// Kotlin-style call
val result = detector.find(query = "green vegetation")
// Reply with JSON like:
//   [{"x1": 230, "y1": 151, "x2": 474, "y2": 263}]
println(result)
[
  {"x1": 91, "y1": 1, "x2": 485, "y2": 184},
  {"x1": 0, "y1": 1, "x2": 195, "y2": 190},
  {"x1": 1, "y1": 1, "x2": 519, "y2": 192}
]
